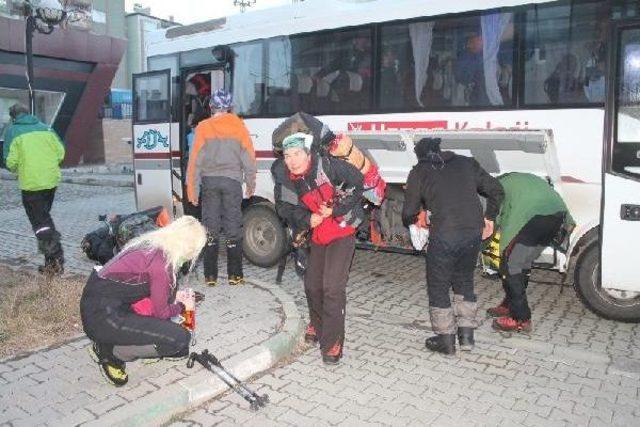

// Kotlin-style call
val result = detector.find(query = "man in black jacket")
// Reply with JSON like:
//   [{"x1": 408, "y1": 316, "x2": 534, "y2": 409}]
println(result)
[{"x1": 402, "y1": 137, "x2": 504, "y2": 354}]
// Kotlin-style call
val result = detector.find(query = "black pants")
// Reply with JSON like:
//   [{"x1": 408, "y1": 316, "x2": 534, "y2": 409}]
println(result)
[
  {"x1": 501, "y1": 213, "x2": 565, "y2": 321},
  {"x1": 201, "y1": 176, "x2": 244, "y2": 278},
  {"x1": 80, "y1": 272, "x2": 190, "y2": 362},
  {"x1": 426, "y1": 232, "x2": 481, "y2": 309},
  {"x1": 22, "y1": 188, "x2": 64, "y2": 264},
  {"x1": 304, "y1": 236, "x2": 355, "y2": 353}
]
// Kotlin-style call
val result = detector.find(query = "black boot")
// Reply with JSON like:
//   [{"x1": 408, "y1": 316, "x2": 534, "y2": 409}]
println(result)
[
  {"x1": 457, "y1": 327, "x2": 475, "y2": 351},
  {"x1": 226, "y1": 239, "x2": 244, "y2": 285},
  {"x1": 203, "y1": 237, "x2": 219, "y2": 286},
  {"x1": 425, "y1": 334, "x2": 456, "y2": 355}
]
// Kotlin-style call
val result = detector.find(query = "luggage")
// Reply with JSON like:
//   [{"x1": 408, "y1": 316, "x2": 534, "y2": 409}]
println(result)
[{"x1": 81, "y1": 206, "x2": 170, "y2": 265}]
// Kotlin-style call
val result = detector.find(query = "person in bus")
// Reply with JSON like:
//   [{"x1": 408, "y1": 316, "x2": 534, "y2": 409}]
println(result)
[
  {"x1": 186, "y1": 89, "x2": 257, "y2": 286},
  {"x1": 402, "y1": 137, "x2": 504, "y2": 355},
  {"x1": 80, "y1": 216, "x2": 206, "y2": 386},
  {"x1": 276, "y1": 132, "x2": 364, "y2": 365},
  {"x1": 487, "y1": 172, "x2": 574, "y2": 333},
  {"x1": 454, "y1": 32, "x2": 489, "y2": 106}
]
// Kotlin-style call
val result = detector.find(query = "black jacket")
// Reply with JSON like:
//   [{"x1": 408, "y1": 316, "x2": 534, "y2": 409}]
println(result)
[{"x1": 402, "y1": 151, "x2": 504, "y2": 237}]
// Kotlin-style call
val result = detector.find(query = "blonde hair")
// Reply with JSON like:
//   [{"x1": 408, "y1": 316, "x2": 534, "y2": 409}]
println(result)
[{"x1": 122, "y1": 215, "x2": 207, "y2": 277}]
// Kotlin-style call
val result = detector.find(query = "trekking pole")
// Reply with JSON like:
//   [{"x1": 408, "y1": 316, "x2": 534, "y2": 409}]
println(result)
[
  {"x1": 202, "y1": 349, "x2": 269, "y2": 408},
  {"x1": 186, "y1": 351, "x2": 266, "y2": 411}
]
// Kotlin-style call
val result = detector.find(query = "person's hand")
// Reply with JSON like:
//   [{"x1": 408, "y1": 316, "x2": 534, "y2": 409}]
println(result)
[
  {"x1": 310, "y1": 213, "x2": 323, "y2": 228},
  {"x1": 245, "y1": 188, "x2": 254, "y2": 198},
  {"x1": 175, "y1": 289, "x2": 188, "y2": 305},
  {"x1": 319, "y1": 203, "x2": 333, "y2": 218},
  {"x1": 482, "y1": 219, "x2": 494, "y2": 240},
  {"x1": 191, "y1": 199, "x2": 199, "y2": 207}
]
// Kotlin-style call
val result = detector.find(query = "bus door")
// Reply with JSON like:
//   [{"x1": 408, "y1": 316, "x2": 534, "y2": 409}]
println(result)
[
  {"x1": 132, "y1": 69, "x2": 178, "y2": 216},
  {"x1": 179, "y1": 66, "x2": 227, "y2": 214},
  {"x1": 602, "y1": 20, "x2": 640, "y2": 292}
]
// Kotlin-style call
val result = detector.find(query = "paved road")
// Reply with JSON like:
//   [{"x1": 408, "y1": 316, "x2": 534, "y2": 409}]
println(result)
[
  {"x1": 175, "y1": 248, "x2": 640, "y2": 426},
  {"x1": 2, "y1": 180, "x2": 639, "y2": 426}
]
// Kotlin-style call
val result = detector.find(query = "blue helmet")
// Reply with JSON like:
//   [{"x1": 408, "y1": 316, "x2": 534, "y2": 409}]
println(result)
[{"x1": 210, "y1": 89, "x2": 233, "y2": 111}]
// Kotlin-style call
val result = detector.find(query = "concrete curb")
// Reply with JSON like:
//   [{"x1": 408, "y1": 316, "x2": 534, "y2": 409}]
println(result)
[{"x1": 93, "y1": 277, "x2": 304, "y2": 427}]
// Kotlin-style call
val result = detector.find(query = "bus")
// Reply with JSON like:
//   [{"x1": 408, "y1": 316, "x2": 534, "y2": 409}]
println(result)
[{"x1": 131, "y1": 0, "x2": 640, "y2": 321}]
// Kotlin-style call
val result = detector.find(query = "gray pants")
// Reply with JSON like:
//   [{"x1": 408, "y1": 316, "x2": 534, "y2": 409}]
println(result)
[{"x1": 201, "y1": 176, "x2": 243, "y2": 241}]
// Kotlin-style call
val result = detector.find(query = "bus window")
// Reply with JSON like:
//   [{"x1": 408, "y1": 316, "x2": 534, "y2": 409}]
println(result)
[
  {"x1": 614, "y1": 28, "x2": 640, "y2": 178},
  {"x1": 291, "y1": 28, "x2": 373, "y2": 114},
  {"x1": 379, "y1": 11, "x2": 514, "y2": 110},
  {"x1": 524, "y1": 0, "x2": 608, "y2": 106},
  {"x1": 230, "y1": 41, "x2": 264, "y2": 116},
  {"x1": 148, "y1": 54, "x2": 179, "y2": 120},
  {"x1": 180, "y1": 48, "x2": 212, "y2": 68},
  {"x1": 266, "y1": 37, "x2": 297, "y2": 115}
]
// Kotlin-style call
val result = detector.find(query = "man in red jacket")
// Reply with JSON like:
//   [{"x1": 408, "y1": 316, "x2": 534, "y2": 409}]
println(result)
[{"x1": 275, "y1": 132, "x2": 364, "y2": 364}]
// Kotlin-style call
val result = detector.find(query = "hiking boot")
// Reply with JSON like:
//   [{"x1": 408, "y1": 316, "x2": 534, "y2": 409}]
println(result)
[
  {"x1": 425, "y1": 334, "x2": 456, "y2": 355},
  {"x1": 38, "y1": 259, "x2": 64, "y2": 276},
  {"x1": 100, "y1": 361, "x2": 128, "y2": 386},
  {"x1": 205, "y1": 277, "x2": 218, "y2": 287},
  {"x1": 304, "y1": 324, "x2": 318, "y2": 344},
  {"x1": 492, "y1": 316, "x2": 532, "y2": 333},
  {"x1": 228, "y1": 275, "x2": 245, "y2": 286},
  {"x1": 486, "y1": 299, "x2": 510, "y2": 318},
  {"x1": 88, "y1": 342, "x2": 128, "y2": 387},
  {"x1": 457, "y1": 327, "x2": 475, "y2": 351},
  {"x1": 322, "y1": 343, "x2": 342, "y2": 365}
]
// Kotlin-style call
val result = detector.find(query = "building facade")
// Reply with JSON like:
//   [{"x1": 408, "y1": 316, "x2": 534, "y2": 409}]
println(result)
[{"x1": 0, "y1": 0, "x2": 126, "y2": 165}]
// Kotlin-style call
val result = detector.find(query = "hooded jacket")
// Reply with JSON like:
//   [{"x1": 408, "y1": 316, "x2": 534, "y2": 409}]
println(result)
[
  {"x1": 402, "y1": 150, "x2": 504, "y2": 238},
  {"x1": 3, "y1": 113, "x2": 65, "y2": 191},
  {"x1": 186, "y1": 113, "x2": 256, "y2": 203},
  {"x1": 272, "y1": 154, "x2": 364, "y2": 246}
]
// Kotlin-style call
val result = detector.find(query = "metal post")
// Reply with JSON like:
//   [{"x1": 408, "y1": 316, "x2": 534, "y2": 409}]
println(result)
[{"x1": 25, "y1": 14, "x2": 35, "y2": 115}]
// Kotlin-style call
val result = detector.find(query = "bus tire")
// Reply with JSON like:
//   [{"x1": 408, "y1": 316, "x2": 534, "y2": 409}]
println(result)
[
  {"x1": 243, "y1": 204, "x2": 287, "y2": 268},
  {"x1": 574, "y1": 242, "x2": 640, "y2": 322}
]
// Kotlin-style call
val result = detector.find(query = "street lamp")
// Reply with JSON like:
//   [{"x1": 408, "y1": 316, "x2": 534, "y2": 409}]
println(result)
[
  {"x1": 234, "y1": 0, "x2": 256, "y2": 13},
  {"x1": 20, "y1": 0, "x2": 68, "y2": 114}
]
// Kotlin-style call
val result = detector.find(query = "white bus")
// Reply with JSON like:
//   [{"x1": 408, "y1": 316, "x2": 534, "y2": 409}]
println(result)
[{"x1": 131, "y1": 0, "x2": 640, "y2": 321}]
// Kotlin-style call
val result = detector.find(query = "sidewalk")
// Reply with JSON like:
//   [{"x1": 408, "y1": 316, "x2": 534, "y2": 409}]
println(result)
[
  {"x1": 0, "y1": 274, "x2": 303, "y2": 427},
  {"x1": 1, "y1": 166, "x2": 134, "y2": 188},
  {"x1": 0, "y1": 180, "x2": 303, "y2": 426}
]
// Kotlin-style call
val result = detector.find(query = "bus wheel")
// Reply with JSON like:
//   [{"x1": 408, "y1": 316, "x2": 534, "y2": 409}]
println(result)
[
  {"x1": 243, "y1": 205, "x2": 287, "y2": 268},
  {"x1": 574, "y1": 242, "x2": 640, "y2": 322}
]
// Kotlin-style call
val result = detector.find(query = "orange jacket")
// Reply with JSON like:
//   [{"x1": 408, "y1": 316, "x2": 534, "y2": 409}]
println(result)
[{"x1": 186, "y1": 113, "x2": 256, "y2": 203}]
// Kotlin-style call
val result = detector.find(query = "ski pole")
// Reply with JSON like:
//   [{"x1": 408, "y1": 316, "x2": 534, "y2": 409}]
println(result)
[
  {"x1": 202, "y1": 349, "x2": 269, "y2": 407},
  {"x1": 186, "y1": 351, "x2": 262, "y2": 410}
]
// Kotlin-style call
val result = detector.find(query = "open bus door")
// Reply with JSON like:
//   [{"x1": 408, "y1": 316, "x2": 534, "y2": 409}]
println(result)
[
  {"x1": 132, "y1": 69, "x2": 179, "y2": 217},
  {"x1": 591, "y1": 20, "x2": 640, "y2": 321}
]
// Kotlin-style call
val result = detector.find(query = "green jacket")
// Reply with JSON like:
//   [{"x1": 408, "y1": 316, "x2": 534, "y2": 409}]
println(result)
[
  {"x1": 496, "y1": 172, "x2": 574, "y2": 253},
  {"x1": 3, "y1": 113, "x2": 65, "y2": 191}
]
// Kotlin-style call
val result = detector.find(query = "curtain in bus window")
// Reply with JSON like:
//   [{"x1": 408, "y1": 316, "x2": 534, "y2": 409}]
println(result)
[
  {"x1": 481, "y1": 12, "x2": 513, "y2": 106},
  {"x1": 267, "y1": 37, "x2": 295, "y2": 115},
  {"x1": 409, "y1": 22, "x2": 434, "y2": 107},
  {"x1": 232, "y1": 42, "x2": 264, "y2": 116},
  {"x1": 524, "y1": 1, "x2": 608, "y2": 106}
]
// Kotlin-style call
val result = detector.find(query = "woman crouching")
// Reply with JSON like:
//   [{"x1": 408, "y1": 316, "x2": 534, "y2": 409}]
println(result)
[
  {"x1": 80, "y1": 216, "x2": 206, "y2": 386},
  {"x1": 277, "y1": 133, "x2": 364, "y2": 364}
]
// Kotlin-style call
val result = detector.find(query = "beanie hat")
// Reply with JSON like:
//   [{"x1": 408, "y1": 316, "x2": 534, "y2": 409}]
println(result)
[
  {"x1": 210, "y1": 89, "x2": 233, "y2": 110},
  {"x1": 414, "y1": 137, "x2": 442, "y2": 159},
  {"x1": 282, "y1": 132, "x2": 313, "y2": 152}
]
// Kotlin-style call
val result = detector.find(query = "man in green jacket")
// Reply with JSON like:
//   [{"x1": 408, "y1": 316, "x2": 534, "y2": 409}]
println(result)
[
  {"x1": 3, "y1": 104, "x2": 65, "y2": 275},
  {"x1": 487, "y1": 172, "x2": 574, "y2": 332}
]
